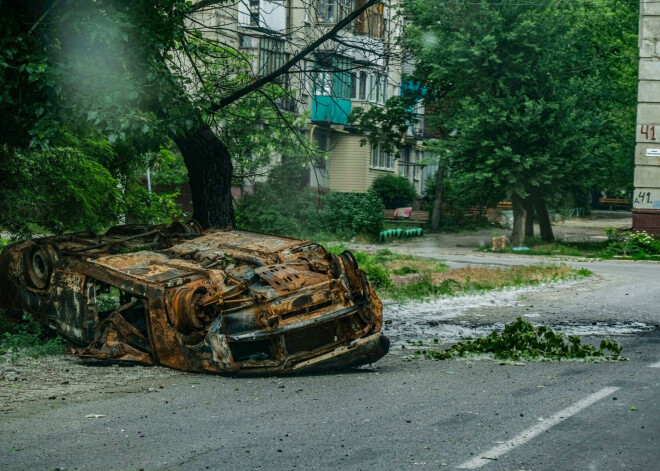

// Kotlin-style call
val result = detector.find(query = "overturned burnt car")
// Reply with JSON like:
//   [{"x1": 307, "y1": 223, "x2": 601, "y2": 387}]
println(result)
[{"x1": 0, "y1": 222, "x2": 389, "y2": 374}]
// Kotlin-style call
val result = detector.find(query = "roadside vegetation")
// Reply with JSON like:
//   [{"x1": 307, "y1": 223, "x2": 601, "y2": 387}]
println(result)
[
  {"x1": 480, "y1": 228, "x2": 660, "y2": 260},
  {"x1": 0, "y1": 314, "x2": 66, "y2": 363},
  {"x1": 405, "y1": 318, "x2": 623, "y2": 363},
  {"x1": 326, "y1": 246, "x2": 591, "y2": 301}
]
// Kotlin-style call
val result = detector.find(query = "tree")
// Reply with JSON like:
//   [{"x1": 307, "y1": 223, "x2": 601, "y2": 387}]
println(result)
[
  {"x1": 0, "y1": 0, "x2": 386, "y2": 234},
  {"x1": 400, "y1": 0, "x2": 637, "y2": 243}
]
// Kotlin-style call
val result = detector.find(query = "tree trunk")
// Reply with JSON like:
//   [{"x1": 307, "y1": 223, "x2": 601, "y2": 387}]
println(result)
[
  {"x1": 430, "y1": 164, "x2": 445, "y2": 232},
  {"x1": 533, "y1": 197, "x2": 554, "y2": 242},
  {"x1": 510, "y1": 193, "x2": 525, "y2": 246},
  {"x1": 174, "y1": 124, "x2": 235, "y2": 229},
  {"x1": 524, "y1": 197, "x2": 534, "y2": 239}
]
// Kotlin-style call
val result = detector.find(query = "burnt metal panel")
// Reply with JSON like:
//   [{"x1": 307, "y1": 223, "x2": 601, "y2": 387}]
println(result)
[{"x1": 0, "y1": 222, "x2": 388, "y2": 374}]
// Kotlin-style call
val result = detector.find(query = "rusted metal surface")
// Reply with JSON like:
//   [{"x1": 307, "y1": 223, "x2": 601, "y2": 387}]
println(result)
[{"x1": 0, "y1": 222, "x2": 389, "y2": 374}]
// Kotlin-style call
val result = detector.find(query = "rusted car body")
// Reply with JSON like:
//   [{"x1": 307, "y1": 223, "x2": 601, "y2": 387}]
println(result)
[{"x1": 0, "y1": 222, "x2": 389, "y2": 374}]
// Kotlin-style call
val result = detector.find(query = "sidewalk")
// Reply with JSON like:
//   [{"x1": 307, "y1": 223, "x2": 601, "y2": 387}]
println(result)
[{"x1": 381, "y1": 210, "x2": 632, "y2": 254}]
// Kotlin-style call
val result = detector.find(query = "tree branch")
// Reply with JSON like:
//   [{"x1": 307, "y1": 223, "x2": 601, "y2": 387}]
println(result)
[
  {"x1": 189, "y1": 0, "x2": 234, "y2": 13},
  {"x1": 212, "y1": 0, "x2": 380, "y2": 110}
]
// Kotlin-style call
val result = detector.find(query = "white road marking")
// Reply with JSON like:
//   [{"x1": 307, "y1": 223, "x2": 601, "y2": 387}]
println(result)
[
  {"x1": 648, "y1": 360, "x2": 660, "y2": 368},
  {"x1": 457, "y1": 387, "x2": 620, "y2": 469}
]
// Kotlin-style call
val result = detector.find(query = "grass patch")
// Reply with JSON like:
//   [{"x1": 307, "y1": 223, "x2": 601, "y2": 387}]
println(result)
[
  {"x1": 479, "y1": 238, "x2": 608, "y2": 257},
  {"x1": 407, "y1": 318, "x2": 623, "y2": 362},
  {"x1": 326, "y1": 245, "x2": 591, "y2": 301},
  {"x1": 326, "y1": 246, "x2": 448, "y2": 291},
  {"x1": 0, "y1": 313, "x2": 67, "y2": 362},
  {"x1": 385, "y1": 264, "x2": 590, "y2": 301}
]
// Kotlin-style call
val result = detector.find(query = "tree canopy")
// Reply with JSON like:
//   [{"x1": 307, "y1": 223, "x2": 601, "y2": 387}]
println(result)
[
  {"x1": 387, "y1": 0, "x2": 637, "y2": 240},
  {"x1": 0, "y1": 0, "x2": 382, "y2": 235}
]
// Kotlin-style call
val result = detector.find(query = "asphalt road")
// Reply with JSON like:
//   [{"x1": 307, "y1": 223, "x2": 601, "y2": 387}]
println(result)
[{"x1": 1, "y1": 255, "x2": 659, "y2": 471}]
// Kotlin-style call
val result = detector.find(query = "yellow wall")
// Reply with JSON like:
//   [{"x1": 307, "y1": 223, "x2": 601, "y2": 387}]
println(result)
[
  {"x1": 328, "y1": 133, "x2": 369, "y2": 192},
  {"x1": 327, "y1": 132, "x2": 400, "y2": 193}
]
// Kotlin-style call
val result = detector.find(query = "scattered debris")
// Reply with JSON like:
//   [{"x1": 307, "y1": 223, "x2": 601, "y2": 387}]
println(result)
[{"x1": 406, "y1": 318, "x2": 624, "y2": 362}]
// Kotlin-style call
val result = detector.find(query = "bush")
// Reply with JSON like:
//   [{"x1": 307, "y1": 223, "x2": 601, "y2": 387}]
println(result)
[
  {"x1": 1, "y1": 313, "x2": 66, "y2": 361},
  {"x1": 321, "y1": 192, "x2": 384, "y2": 237},
  {"x1": 602, "y1": 229, "x2": 660, "y2": 257},
  {"x1": 369, "y1": 174, "x2": 418, "y2": 209},
  {"x1": 237, "y1": 160, "x2": 385, "y2": 238}
]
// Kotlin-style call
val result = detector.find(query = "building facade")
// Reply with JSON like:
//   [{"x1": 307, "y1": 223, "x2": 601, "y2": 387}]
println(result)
[
  {"x1": 190, "y1": 0, "x2": 430, "y2": 197},
  {"x1": 634, "y1": 1, "x2": 660, "y2": 234}
]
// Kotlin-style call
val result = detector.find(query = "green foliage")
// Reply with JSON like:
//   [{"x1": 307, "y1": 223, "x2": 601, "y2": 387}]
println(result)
[
  {"x1": 392, "y1": 266, "x2": 419, "y2": 275},
  {"x1": 236, "y1": 160, "x2": 319, "y2": 237},
  {"x1": 369, "y1": 174, "x2": 418, "y2": 209},
  {"x1": 0, "y1": 146, "x2": 122, "y2": 236},
  {"x1": 238, "y1": 160, "x2": 385, "y2": 238},
  {"x1": 0, "y1": 314, "x2": 67, "y2": 362},
  {"x1": 601, "y1": 230, "x2": 660, "y2": 259},
  {"x1": 350, "y1": 93, "x2": 421, "y2": 156},
  {"x1": 401, "y1": 0, "x2": 637, "y2": 208},
  {"x1": 411, "y1": 318, "x2": 623, "y2": 362},
  {"x1": 322, "y1": 192, "x2": 385, "y2": 237},
  {"x1": 0, "y1": 1, "x2": 198, "y2": 236}
]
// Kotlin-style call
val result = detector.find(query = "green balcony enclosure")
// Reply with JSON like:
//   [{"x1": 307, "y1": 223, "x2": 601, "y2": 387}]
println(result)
[
  {"x1": 311, "y1": 96, "x2": 352, "y2": 125},
  {"x1": 312, "y1": 55, "x2": 352, "y2": 125}
]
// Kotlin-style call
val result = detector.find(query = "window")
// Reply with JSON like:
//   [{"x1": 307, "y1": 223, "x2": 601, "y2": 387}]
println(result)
[
  {"x1": 351, "y1": 70, "x2": 385, "y2": 102},
  {"x1": 353, "y1": 0, "x2": 383, "y2": 38},
  {"x1": 259, "y1": 37, "x2": 288, "y2": 77},
  {"x1": 315, "y1": 71, "x2": 333, "y2": 96},
  {"x1": 365, "y1": 73, "x2": 386, "y2": 104},
  {"x1": 249, "y1": 0, "x2": 260, "y2": 26},
  {"x1": 240, "y1": 34, "x2": 258, "y2": 49},
  {"x1": 370, "y1": 142, "x2": 393, "y2": 170},
  {"x1": 318, "y1": 0, "x2": 353, "y2": 24},
  {"x1": 313, "y1": 55, "x2": 353, "y2": 98},
  {"x1": 351, "y1": 71, "x2": 368, "y2": 100},
  {"x1": 238, "y1": 0, "x2": 286, "y2": 33}
]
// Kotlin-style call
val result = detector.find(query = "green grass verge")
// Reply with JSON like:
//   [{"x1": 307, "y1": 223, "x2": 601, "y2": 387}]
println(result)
[
  {"x1": 479, "y1": 239, "x2": 609, "y2": 257},
  {"x1": 327, "y1": 245, "x2": 591, "y2": 301}
]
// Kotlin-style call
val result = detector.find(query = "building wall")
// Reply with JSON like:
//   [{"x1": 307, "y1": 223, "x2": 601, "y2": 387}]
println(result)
[
  {"x1": 634, "y1": 1, "x2": 660, "y2": 234},
  {"x1": 327, "y1": 133, "x2": 369, "y2": 192},
  {"x1": 188, "y1": 1, "x2": 423, "y2": 197}
]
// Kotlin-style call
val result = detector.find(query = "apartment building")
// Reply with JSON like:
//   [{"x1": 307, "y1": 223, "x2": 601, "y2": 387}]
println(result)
[{"x1": 191, "y1": 0, "x2": 431, "y2": 196}]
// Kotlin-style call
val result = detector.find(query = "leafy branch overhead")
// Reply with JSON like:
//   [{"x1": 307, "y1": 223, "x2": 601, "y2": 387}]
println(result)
[{"x1": 350, "y1": 90, "x2": 422, "y2": 156}]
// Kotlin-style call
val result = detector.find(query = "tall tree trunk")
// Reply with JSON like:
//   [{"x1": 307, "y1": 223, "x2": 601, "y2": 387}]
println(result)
[
  {"x1": 430, "y1": 164, "x2": 445, "y2": 232},
  {"x1": 510, "y1": 193, "x2": 525, "y2": 246},
  {"x1": 524, "y1": 197, "x2": 534, "y2": 239},
  {"x1": 174, "y1": 124, "x2": 235, "y2": 229},
  {"x1": 533, "y1": 197, "x2": 554, "y2": 241}
]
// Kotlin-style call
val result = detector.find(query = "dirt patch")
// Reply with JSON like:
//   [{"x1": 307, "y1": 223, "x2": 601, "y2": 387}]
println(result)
[{"x1": 0, "y1": 355, "x2": 182, "y2": 410}]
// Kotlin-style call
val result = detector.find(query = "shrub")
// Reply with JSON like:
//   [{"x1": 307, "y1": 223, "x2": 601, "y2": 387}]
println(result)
[
  {"x1": 321, "y1": 192, "x2": 384, "y2": 237},
  {"x1": 1, "y1": 313, "x2": 66, "y2": 361},
  {"x1": 369, "y1": 174, "x2": 418, "y2": 209}
]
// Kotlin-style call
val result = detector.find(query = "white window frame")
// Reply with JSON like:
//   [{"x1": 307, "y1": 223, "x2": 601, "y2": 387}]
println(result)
[
  {"x1": 370, "y1": 142, "x2": 394, "y2": 171},
  {"x1": 365, "y1": 73, "x2": 387, "y2": 104},
  {"x1": 318, "y1": 0, "x2": 353, "y2": 24}
]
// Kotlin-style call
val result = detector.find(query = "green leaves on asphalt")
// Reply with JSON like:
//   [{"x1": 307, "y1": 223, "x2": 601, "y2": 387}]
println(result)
[{"x1": 411, "y1": 318, "x2": 623, "y2": 362}]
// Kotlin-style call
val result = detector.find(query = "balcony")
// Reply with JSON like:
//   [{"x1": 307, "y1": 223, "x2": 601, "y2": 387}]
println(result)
[{"x1": 311, "y1": 96, "x2": 352, "y2": 125}]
